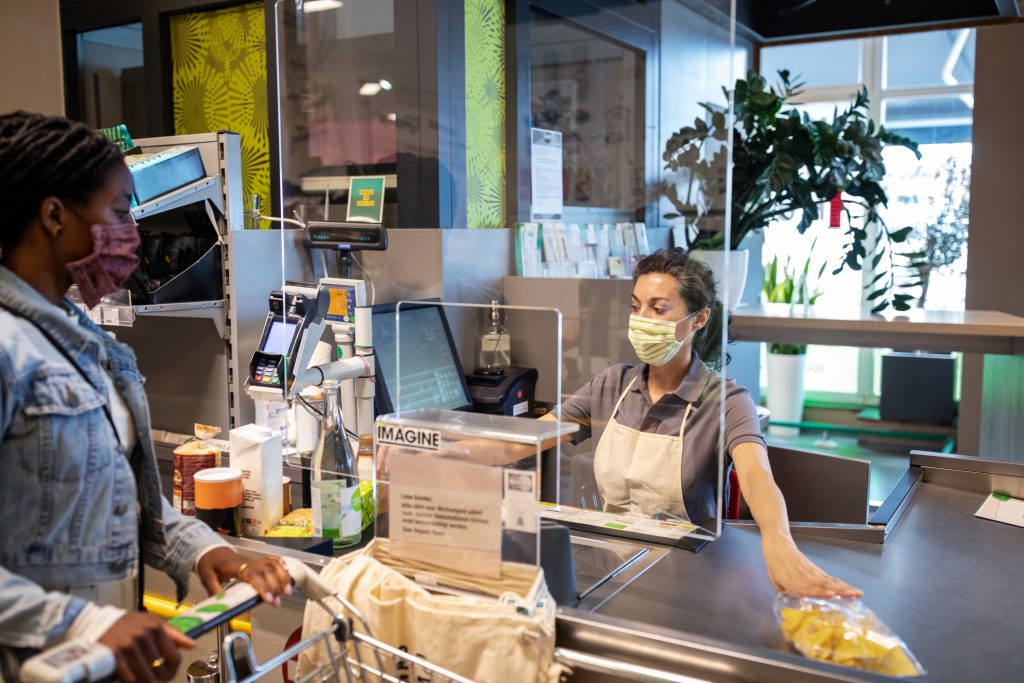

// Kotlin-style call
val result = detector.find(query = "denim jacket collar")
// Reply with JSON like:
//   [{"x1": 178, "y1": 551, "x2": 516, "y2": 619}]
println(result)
[{"x1": 0, "y1": 266, "x2": 97, "y2": 362}]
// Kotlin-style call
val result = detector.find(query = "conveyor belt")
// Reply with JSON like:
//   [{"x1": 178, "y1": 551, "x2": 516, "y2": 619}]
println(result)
[{"x1": 594, "y1": 481, "x2": 1024, "y2": 682}]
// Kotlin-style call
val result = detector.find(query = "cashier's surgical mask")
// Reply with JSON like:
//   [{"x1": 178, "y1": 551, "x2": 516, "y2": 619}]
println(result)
[
  {"x1": 63, "y1": 215, "x2": 141, "y2": 309},
  {"x1": 627, "y1": 311, "x2": 699, "y2": 366}
]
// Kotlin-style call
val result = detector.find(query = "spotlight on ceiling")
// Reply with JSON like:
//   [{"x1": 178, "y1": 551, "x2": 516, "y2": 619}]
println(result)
[
  {"x1": 359, "y1": 82, "x2": 383, "y2": 96},
  {"x1": 302, "y1": 0, "x2": 343, "y2": 13}
]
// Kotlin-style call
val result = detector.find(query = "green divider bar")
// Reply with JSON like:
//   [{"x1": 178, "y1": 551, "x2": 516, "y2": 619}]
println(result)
[{"x1": 768, "y1": 420, "x2": 951, "y2": 442}]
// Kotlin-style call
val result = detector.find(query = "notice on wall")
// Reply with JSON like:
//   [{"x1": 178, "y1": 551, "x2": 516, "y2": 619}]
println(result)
[
  {"x1": 390, "y1": 452, "x2": 502, "y2": 578},
  {"x1": 530, "y1": 128, "x2": 563, "y2": 221}
]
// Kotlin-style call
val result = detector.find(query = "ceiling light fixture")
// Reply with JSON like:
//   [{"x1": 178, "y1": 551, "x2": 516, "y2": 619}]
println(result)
[
  {"x1": 359, "y1": 82, "x2": 382, "y2": 96},
  {"x1": 386, "y1": 113, "x2": 397, "y2": 122},
  {"x1": 303, "y1": 0, "x2": 343, "y2": 13},
  {"x1": 378, "y1": 79, "x2": 392, "y2": 91}
]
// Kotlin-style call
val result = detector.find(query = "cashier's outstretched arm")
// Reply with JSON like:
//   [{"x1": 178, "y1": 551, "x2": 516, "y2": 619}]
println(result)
[{"x1": 731, "y1": 442, "x2": 862, "y2": 598}]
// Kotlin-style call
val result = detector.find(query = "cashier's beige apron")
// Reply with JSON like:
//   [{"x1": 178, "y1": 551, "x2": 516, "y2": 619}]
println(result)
[{"x1": 593, "y1": 377, "x2": 694, "y2": 521}]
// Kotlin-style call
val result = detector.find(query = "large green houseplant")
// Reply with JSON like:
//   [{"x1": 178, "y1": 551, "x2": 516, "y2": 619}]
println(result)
[{"x1": 662, "y1": 70, "x2": 923, "y2": 312}]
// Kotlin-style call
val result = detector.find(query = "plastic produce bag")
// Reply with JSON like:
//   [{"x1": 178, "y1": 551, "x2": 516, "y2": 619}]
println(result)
[{"x1": 774, "y1": 595, "x2": 925, "y2": 677}]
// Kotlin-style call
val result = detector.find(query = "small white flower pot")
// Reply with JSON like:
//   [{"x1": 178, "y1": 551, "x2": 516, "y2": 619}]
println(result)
[{"x1": 766, "y1": 352, "x2": 806, "y2": 438}]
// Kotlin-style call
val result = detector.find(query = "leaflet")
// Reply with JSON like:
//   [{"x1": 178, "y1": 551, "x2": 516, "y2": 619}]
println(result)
[{"x1": 538, "y1": 502, "x2": 697, "y2": 540}]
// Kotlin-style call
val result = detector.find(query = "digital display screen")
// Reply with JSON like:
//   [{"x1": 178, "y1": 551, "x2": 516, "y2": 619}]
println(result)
[
  {"x1": 324, "y1": 286, "x2": 354, "y2": 323},
  {"x1": 261, "y1": 319, "x2": 297, "y2": 354},
  {"x1": 372, "y1": 306, "x2": 471, "y2": 411}
]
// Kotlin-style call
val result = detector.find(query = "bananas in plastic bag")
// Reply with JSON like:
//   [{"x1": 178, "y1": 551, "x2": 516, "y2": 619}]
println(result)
[{"x1": 775, "y1": 595, "x2": 925, "y2": 677}]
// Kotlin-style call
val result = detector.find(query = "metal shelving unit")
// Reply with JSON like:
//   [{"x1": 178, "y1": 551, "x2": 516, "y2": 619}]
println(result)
[
  {"x1": 100, "y1": 132, "x2": 249, "y2": 434},
  {"x1": 133, "y1": 299, "x2": 229, "y2": 339}
]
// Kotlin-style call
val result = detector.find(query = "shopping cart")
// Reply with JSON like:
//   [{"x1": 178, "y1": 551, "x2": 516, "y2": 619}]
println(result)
[{"x1": 21, "y1": 559, "x2": 475, "y2": 683}]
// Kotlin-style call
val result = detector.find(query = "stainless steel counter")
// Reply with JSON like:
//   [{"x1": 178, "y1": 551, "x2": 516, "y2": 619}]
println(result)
[{"x1": 586, "y1": 465, "x2": 1024, "y2": 682}]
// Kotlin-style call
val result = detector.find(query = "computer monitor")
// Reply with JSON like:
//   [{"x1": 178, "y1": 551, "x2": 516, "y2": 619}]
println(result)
[{"x1": 371, "y1": 301, "x2": 473, "y2": 414}]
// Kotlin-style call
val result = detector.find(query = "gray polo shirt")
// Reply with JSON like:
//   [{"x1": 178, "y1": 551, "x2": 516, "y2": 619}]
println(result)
[{"x1": 557, "y1": 355, "x2": 766, "y2": 526}]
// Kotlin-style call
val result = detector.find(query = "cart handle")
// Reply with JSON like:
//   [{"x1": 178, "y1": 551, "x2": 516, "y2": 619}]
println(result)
[{"x1": 166, "y1": 556, "x2": 335, "y2": 639}]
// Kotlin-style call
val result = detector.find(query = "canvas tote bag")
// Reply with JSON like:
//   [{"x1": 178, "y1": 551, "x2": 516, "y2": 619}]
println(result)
[{"x1": 298, "y1": 539, "x2": 567, "y2": 683}]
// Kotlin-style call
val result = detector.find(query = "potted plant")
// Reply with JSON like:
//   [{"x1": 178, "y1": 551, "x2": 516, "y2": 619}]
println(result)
[
  {"x1": 762, "y1": 247, "x2": 825, "y2": 437},
  {"x1": 662, "y1": 70, "x2": 922, "y2": 313}
]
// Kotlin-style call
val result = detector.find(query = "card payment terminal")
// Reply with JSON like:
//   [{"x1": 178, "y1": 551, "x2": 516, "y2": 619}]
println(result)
[{"x1": 249, "y1": 288, "x2": 322, "y2": 394}]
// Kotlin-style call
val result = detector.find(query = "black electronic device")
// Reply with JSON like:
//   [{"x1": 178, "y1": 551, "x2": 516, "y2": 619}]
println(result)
[
  {"x1": 879, "y1": 352, "x2": 956, "y2": 424},
  {"x1": 370, "y1": 301, "x2": 474, "y2": 414},
  {"x1": 465, "y1": 366, "x2": 538, "y2": 417},
  {"x1": 303, "y1": 221, "x2": 388, "y2": 251},
  {"x1": 249, "y1": 288, "x2": 322, "y2": 394}
]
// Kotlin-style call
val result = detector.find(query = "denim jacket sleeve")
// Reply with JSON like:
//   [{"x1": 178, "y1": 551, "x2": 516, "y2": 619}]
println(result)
[
  {"x1": 143, "y1": 497, "x2": 227, "y2": 594},
  {"x1": 0, "y1": 566, "x2": 88, "y2": 649}
]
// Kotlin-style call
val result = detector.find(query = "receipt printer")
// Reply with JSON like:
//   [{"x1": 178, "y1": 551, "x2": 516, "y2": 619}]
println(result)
[{"x1": 465, "y1": 366, "x2": 538, "y2": 417}]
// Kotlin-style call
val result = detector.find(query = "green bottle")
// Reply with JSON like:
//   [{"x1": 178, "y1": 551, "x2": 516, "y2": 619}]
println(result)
[{"x1": 311, "y1": 380, "x2": 362, "y2": 551}]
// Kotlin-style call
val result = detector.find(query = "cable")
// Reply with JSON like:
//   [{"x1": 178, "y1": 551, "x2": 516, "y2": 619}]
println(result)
[
  {"x1": 297, "y1": 394, "x2": 324, "y2": 419},
  {"x1": 351, "y1": 253, "x2": 376, "y2": 306},
  {"x1": 258, "y1": 215, "x2": 306, "y2": 229},
  {"x1": 297, "y1": 393, "x2": 360, "y2": 441}
]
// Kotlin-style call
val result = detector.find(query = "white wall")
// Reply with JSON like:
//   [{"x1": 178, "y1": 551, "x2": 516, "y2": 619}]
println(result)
[
  {"x1": 0, "y1": 0, "x2": 64, "y2": 115},
  {"x1": 959, "y1": 22, "x2": 1024, "y2": 458}
]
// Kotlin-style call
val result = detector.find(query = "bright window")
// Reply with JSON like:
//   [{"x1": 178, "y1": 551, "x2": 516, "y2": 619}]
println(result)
[{"x1": 759, "y1": 28, "x2": 974, "y2": 405}]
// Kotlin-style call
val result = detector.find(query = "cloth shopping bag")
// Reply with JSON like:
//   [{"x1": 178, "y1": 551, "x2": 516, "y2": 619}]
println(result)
[{"x1": 298, "y1": 539, "x2": 566, "y2": 683}]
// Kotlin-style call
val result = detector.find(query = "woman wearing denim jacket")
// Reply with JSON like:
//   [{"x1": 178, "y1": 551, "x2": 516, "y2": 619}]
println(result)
[{"x1": 0, "y1": 113, "x2": 291, "y2": 683}]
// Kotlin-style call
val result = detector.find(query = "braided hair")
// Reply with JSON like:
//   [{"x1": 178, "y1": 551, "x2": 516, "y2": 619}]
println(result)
[
  {"x1": 0, "y1": 111, "x2": 125, "y2": 250},
  {"x1": 634, "y1": 247, "x2": 733, "y2": 370}
]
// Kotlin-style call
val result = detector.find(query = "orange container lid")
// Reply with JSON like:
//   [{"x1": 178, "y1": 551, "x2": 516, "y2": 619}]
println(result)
[{"x1": 194, "y1": 467, "x2": 243, "y2": 509}]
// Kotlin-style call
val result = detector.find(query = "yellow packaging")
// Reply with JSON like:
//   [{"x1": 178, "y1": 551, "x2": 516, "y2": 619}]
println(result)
[{"x1": 775, "y1": 596, "x2": 924, "y2": 677}]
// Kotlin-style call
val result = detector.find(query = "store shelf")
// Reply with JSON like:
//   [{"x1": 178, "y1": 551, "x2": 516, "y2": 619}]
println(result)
[
  {"x1": 731, "y1": 303, "x2": 1024, "y2": 355},
  {"x1": 131, "y1": 300, "x2": 228, "y2": 339},
  {"x1": 301, "y1": 173, "x2": 397, "y2": 193},
  {"x1": 131, "y1": 176, "x2": 224, "y2": 222}
]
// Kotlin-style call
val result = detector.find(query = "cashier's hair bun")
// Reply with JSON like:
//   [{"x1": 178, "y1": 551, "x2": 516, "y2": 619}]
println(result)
[
  {"x1": 634, "y1": 248, "x2": 732, "y2": 370},
  {"x1": 0, "y1": 111, "x2": 125, "y2": 249}
]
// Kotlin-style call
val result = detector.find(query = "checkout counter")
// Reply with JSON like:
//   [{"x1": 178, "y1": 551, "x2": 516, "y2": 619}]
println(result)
[{"x1": 147, "y1": 448, "x2": 1024, "y2": 682}]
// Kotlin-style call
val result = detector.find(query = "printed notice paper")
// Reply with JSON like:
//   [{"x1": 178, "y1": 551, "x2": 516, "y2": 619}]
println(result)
[
  {"x1": 975, "y1": 492, "x2": 1024, "y2": 529},
  {"x1": 390, "y1": 452, "x2": 503, "y2": 578},
  {"x1": 530, "y1": 128, "x2": 563, "y2": 221}
]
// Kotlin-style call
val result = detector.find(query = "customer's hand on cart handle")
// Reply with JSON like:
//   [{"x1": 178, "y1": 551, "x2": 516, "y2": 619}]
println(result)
[
  {"x1": 197, "y1": 547, "x2": 293, "y2": 607},
  {"x1": 98, "y1": 612, "x2": 194, "y2": 683}
]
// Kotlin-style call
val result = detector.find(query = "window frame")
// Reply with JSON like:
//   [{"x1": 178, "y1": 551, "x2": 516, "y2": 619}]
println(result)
[{"x1": 757, "y1": 29, "x2": 975, "y2": 407}]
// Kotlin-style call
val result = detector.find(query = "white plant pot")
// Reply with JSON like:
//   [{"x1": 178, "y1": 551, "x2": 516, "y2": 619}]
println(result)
[
  {"x1": 689, "y1": 249, "x2": 749, "y2": 312},
  {"x1": 766, "y1": 352, "x2": 806, "y2": 438}
]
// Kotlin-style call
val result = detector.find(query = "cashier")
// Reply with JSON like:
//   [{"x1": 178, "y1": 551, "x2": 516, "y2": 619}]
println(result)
[
  {"x1": 0, "y1": 112, "x2": 290, "y2": 682},
  {"x1": 551, "y1": 248, "x2": 860, "y2": 598}
]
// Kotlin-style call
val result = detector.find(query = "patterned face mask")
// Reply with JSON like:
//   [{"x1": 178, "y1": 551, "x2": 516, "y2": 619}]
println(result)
[
  {"x1": 64, "y1": 221, "x2": 141, "y2": 308},
  {"x1": 627, "y1": 310, "x2": 698, "y2": 366}
]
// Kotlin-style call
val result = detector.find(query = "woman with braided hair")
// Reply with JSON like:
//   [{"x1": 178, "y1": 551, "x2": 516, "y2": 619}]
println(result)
[{"x1": 0, "y1": 112, "x2": 290, "y2": 682}]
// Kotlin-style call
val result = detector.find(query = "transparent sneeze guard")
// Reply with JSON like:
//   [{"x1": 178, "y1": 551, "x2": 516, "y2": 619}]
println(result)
[{"x1": 364, "y1": 301, "x2": 569, "y2": 593}]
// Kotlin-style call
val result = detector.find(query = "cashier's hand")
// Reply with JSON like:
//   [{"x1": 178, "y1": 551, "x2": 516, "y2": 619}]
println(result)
[
  {"x1": 98, "y1": 612, "x2": 194, "y2": 683},
  {"x1": 196, "y1": 547, "x2": 292, "y2": 607},
  {"x1": 762, "y1": 538, "x2": 862, "y2": 599}
]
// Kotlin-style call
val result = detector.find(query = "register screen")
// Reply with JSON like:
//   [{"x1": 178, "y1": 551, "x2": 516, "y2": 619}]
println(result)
[
  {"x1": 262, "y1": 319, "x2": 297, "y2": 354},
  {"x1": 373, "y1": 306, "x2": 471, "y2": 411}
]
